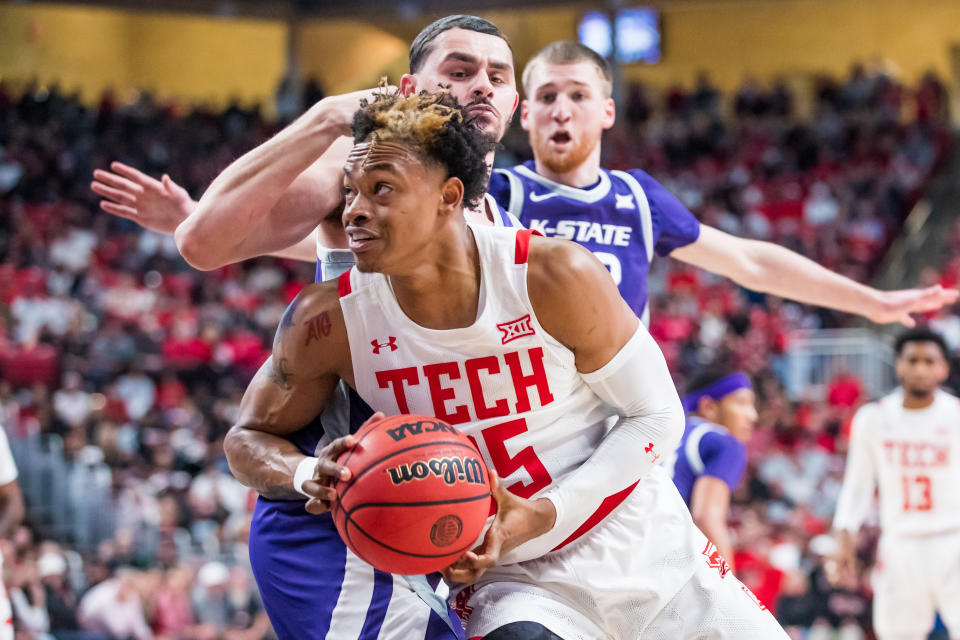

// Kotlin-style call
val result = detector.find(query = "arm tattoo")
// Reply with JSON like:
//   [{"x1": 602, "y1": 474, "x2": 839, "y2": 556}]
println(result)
[
  {"x1": 279, "y1": 296, "x2": 299, "y2": 330},
  {"x1": 305, "y1": 312, "x2": 332, "y2": 346},
  {"x1": 269, "y1": 357, "x2": 293, "y2": 390}
]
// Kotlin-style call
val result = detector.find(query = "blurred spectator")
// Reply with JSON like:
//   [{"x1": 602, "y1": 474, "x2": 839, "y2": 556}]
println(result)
[
  {"x1": 192, "y1": 562, "x2": 268, "y2": 639},
  {"x1": 53, "y1": 371, "x2": 92, "y2": 429},
  {"x1": 77, "y1": 569, "x2": 151, "y2": 640},
  {"x1": 114, "y1": 365, "x2": 156, "y2": 422},
  {"x1": 37, "y1": 547, "x2": 82, "y2": 637}
]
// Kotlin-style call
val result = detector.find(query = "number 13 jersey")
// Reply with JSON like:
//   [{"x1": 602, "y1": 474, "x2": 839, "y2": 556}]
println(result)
[{"x1": 834, "y1": 389, "x2": 960, "y2": 537}]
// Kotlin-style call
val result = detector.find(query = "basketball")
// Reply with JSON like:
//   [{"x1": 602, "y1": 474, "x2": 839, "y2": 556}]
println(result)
[{"x1": 331, "y1": 414, "x2": 492, "y2": 575}]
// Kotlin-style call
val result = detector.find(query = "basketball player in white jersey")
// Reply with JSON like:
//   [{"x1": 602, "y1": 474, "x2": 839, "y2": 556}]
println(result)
[
  {"x1": 231, "y1": 89, "x2": 788, "y2": 639},
  {"x1": 832, "y1": 327, "x2": 960, "y2": 640},
  {"x1": 0, "y1": 425, "x2": 24, "y2": 640}
]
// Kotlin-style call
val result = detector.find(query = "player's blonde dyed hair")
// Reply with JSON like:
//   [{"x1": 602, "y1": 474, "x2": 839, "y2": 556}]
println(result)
[
  {"x1": 351, "y1": 88, "x2": 495, "y2": 209},
  {"x1": 355, "y1": 90, "x2": 463, "y2": 152}
]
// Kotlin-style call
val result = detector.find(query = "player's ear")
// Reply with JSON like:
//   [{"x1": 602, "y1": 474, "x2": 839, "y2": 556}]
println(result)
[
  {"x1": 894, "y1": 357, "x2": 906, "y2": 382},
  {"x1": 697, "y1": 397, "x2": 718, "y2": 422},
  {"x1": 601, "y1": 96, "x2": 616, "y2": 130},
  {"x1": 439, "y1": 177, "x2": 464, "y2": 215},
  {"x1": 400, "y1": 74, "x2": 418, "y2": 97},
  {"x1": 520, "y1": 99, "x2": 531, "y2": 131},
  {"x1": 937, "y1": 358, "x2": 950, "y2": 384}
]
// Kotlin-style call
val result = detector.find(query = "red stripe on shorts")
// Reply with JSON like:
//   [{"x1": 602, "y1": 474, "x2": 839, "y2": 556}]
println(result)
[{"x1": 551, "y1": 480, "x2": 639, "y2": 551}]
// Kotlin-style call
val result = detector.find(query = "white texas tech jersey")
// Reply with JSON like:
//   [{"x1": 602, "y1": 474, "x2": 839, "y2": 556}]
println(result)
[
  {"x1": 336, "y1": 225, "x2": 618, "y2": 558},
  {"x1": 834, "y1": 389, "x2": 960, "y2": 537}
]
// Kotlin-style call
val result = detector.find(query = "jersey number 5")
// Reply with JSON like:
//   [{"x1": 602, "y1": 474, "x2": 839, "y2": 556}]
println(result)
[
  {"x1": 901, "y1": 474, "x2": 933, "y2": 511},
  {"x1": 468, "y1": 418, "x2": 553, "y2": 499}
]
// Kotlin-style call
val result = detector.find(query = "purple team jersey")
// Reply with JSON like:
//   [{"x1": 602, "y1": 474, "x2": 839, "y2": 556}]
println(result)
[
  {"x1": 670, "y1": 416, "x2": 747, "y2": 506},
  {"x1": 488, "y1": 161, "x2": 701, "y2": 323}
]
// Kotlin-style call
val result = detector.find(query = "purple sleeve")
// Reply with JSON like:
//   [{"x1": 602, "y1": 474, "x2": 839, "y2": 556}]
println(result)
[
  {"x1": 698, "y1": 431, "x2": 747, "y2": 491},
  {"x1": 628, "y1": 169, "x2": 701, "y2": 256}
]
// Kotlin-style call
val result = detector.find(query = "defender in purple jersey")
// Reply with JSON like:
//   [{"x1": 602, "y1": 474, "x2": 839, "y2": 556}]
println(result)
[
  {"x1": 669, "y1": 368, "x2": 757, "y2": 570},
  {"x1": 487, "y1": 41, "x2": 957, "y2": 325},
  {"x1": 488, "y1": 163, "x2": 698, "y2": 323}
]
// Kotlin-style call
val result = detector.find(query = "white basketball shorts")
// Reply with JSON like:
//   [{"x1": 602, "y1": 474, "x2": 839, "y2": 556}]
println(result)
[
  {"x1": 450, "y1": 467, "x2": 788, "y2": 639},
  {"x1": 872, "y1": 529, "x2": 960, "y2": 638}
]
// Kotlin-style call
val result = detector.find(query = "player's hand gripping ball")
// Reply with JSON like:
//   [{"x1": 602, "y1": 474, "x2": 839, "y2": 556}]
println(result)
[{"x1": 331, "y1": 414, "x2": 491, "y2": 574}]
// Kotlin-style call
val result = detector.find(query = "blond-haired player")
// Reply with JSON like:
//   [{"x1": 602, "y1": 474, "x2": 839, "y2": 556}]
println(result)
[{"x1": 832, "y1": 327, "x2": 960, "y2": 640}]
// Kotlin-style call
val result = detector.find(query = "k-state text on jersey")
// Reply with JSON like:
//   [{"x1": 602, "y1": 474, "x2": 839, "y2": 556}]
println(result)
[{"x1": 526, "y1": 219, "x2": 632, "y2": 247}]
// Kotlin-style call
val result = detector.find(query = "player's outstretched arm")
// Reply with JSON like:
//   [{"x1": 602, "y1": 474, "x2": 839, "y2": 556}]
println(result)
[
  {"x1": 91, "y1": 162, "x2": 320, "y2": 263},
  {"x1": 173, "y1": 88, "x2": 380, "y2": 271},
  {"x1": 671, "y1": 225, "x2": 959, "y2": 326},
  {"x1": 224, "y1": 282, "x2": 349, "y2": 500},
  {"x1": 445, "y1": 238, "x2": 683, "y2": 582}
]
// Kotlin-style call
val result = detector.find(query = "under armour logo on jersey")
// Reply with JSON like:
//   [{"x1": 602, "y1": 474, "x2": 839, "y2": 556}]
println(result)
[
  {"x1": 497, "y1": 315, "x2": 536, "y2": 344},
  {"x1": 371, "y1": 337, "x2": 398, "y2": 354},
  {"x1": 615, "y1": 193, "x2": 635, "y2": 210},
  {"x1": 702, "y1": 541, "x2": 731, "y2": 579},
  {"x1": 644, "y1": 441, "x2": 660, "y2": 464}
]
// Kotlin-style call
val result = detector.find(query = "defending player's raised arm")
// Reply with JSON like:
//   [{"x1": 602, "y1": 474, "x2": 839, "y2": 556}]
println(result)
[
  {"x1": 224, "y1": 281, "x2": 350, "y2": 499},
  {"x1": 671, "y1": 225, "x2": 959, "y2": 326},
  {"x1": 173, "y1": 89, "x2": 381, "y2": 270},
  {"x1": 526, "y1": 236, "x2": 684, "y2": 547},
  {"x1": 91, "y1": 162, "x2": 197, "y2": 234},
  {"x1": 91, "y1": 162, "x2": 321, "y2": 264}
]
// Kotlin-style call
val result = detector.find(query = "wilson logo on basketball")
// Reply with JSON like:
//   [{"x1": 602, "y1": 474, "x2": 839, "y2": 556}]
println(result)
[
  {"x1": 429, "y1": 514, "x2": 463, "y2": 547},
  {"x1": 497, "y1": 314, "x2": 535, "y2": 345},
  {"x1": 386, "y1": 456, "x2": 485, "y2": 487},
  {"x1": 385, "y1": 419, "x2": 459, "y2": 442},
  {"x1": 371, "y1": 337, "x2": 398, "y2": 354}
]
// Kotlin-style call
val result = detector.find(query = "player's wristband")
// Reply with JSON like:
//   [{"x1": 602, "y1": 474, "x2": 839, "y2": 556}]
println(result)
[{"x1": 293, "y1": 456, "x2": 320, "y2": 498}]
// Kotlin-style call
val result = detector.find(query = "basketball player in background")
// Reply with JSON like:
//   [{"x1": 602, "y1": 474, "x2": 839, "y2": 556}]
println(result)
[
  {"x1": 668, "y1": 368, "x2": 757, "y2": 570},
  {"x1": 488, "y1": 40, "x2": 957, "y2": 324},
  {"x1": 0, "y1": 425, "x2": 25, "y2": 640},
  {"x1": 832, "y1": 327, "x2": 960, "y2": 640},
  {"x1": 232, "y1": 88, "x2": 788, "y2": 639}
]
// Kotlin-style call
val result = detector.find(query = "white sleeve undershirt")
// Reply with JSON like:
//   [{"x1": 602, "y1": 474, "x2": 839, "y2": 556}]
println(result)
[
  {"x1": 833, "y1": 404, "x2": 878, "y2": 533},
  {"x1": 505, "y1": 324, "x2": 684, "y2": 559}
]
